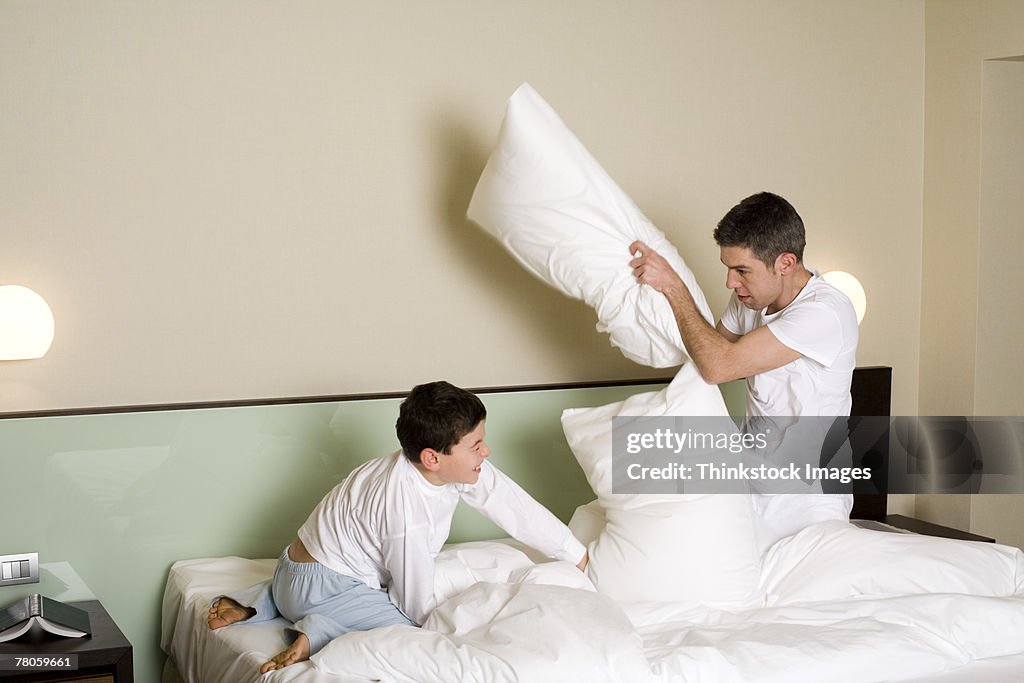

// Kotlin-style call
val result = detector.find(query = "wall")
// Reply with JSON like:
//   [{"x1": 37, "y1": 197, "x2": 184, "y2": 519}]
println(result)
[
  {"x1": 1, "y1": 0, "x2": 923, "y2": 416},
  {"x1": 970, "y1": 58, "x2": 1024, "y2": 548},
  {"x1": 917, "y1": 0, "x2": 1024, "y2": 538},
  {"x1": 976, "y1": 59, "x2": 1024, "y2": 416}
]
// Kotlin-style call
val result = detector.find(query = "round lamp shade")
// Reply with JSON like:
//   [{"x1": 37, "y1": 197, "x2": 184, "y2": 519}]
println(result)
[
  {"x1": 822, "y1": 271, "x2": 866, "y2": 324},
  {"x1": 0, "y1": 285, "x2": 55, "y2": 360}
]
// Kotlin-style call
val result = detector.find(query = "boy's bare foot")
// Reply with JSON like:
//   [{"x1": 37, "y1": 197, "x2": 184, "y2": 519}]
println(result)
[
  {"x1": 208, "y1": 597, "x2": 256, "y2": 630},
  {"x1": 260, "y1": 633, "x2": 310, "y2": 674}
]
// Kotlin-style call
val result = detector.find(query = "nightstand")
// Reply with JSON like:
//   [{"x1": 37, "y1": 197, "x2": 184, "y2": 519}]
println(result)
[
  {"x1": 0, "y1": 600, "x2": 132, "y2": 682},
  {"x1": 854, "y1": 515, "x2": 996, "y2": 543},
  {"x1": 881, "y1": 514, "x2": 996, "y2": 543}
]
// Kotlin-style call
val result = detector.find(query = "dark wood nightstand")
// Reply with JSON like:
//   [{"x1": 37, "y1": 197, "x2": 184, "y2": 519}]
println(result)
[
  {"x1": 881, "y1": 514, "x2": 996, "y2": 543},
  {"x1": 0, "y1": 601, "x2": 132, "y2": 682}
]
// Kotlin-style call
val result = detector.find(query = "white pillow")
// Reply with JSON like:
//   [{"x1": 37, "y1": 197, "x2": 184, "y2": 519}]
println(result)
[
  {"x1": 467, "y1": 83, "x2": 713, "y2": 369},
  {"x1": 567, "y1": 499, "x2": 605, "y2": 547},
  {"x1": 561, "y1": 365, "x2": 763, "y2": 606},
  {"x1": 762, "y1": 520, "x2": 1024, "y2": 605}
]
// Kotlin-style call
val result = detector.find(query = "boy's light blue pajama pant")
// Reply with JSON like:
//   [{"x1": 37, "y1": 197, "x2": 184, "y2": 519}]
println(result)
[{"x1": 223, "y1": 547, "x2": 416, "y2": 654}]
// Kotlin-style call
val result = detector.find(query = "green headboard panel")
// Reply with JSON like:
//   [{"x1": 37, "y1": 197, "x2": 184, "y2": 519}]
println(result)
[{"x1": 2, "y1": 379, "x2": 747, "y2": 683}]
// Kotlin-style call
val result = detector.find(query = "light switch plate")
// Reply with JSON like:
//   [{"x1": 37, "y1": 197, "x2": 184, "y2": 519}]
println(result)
[{"x1": 0, "y1": 552, "x2": 40, "y2": 586}]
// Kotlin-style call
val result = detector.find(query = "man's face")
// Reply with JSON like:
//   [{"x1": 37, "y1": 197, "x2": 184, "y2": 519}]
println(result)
[
  {"x1": 434, "y1": 420, "x2": 490, "y2": 485},
  {"x1": 720, "y1": 245, "x2": 783, "y2": 311}
]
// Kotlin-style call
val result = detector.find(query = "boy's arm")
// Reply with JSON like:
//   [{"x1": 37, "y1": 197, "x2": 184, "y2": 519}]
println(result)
[
  {"x1": 381, "y1": 522, "x2": 436, "y2": 626},
  {"x1": 576, "y1": 550, "x2": 589, "y2": 571},
  {"x1": 459, "y1": 461, "x2": 587, "y2": 567}
]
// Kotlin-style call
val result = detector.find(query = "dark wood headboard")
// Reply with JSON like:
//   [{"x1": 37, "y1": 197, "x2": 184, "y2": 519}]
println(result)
[{"x1": 849, "y1": 366, "x2": 893, "y2": 521}]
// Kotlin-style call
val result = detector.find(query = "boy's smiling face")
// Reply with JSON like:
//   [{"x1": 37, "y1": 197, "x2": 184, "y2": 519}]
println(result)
[{"x1": 420, "y1": 420, "x2": 490, "y2": 486}]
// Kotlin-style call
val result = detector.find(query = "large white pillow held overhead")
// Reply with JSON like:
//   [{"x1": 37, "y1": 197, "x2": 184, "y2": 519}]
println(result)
[{"x1": 467, "y1": 83, "x2": 712, "y2": 369}]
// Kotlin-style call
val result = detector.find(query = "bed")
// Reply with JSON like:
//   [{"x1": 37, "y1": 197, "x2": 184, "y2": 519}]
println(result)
[
  {"x1": 161, "y1": 532, "x2": 1024, "y2": 683},
  {"x1": 160, "y1": 368, "x2": 1024, "y2": 683}
]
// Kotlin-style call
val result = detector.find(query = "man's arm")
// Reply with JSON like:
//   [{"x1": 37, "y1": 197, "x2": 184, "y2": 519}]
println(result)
[
  {"x1": 716, "y1": 320, "x2": 741, "y2": 344},
  {"x1": 629, "y1": 240, "x2": 800, "y2": 384}
]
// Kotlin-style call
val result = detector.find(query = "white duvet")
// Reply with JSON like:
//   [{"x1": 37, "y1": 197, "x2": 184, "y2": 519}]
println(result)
[
  {"x1": 164, "y1": 524, "x2": 1024, "y2": 683},
  {"x1": 313, "y1": 578, "x2": 651, "y2": 683},
  {"x1": 301, "y1": 523, "x2": 1024, "y2": 683}
]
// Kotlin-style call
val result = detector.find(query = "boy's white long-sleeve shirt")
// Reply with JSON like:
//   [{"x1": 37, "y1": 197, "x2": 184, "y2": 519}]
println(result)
[{"x1": 297, "y1": 451, "x2": 586, "y2": 625}]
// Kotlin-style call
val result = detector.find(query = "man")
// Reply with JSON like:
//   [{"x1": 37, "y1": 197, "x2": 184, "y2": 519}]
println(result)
[{"x1": 628, "y1": 191, "x2": 859, "y2": 549}]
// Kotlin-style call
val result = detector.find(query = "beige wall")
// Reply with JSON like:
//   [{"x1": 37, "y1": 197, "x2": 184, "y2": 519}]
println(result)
[
  {"x1": 0, "y1": 1, "x2": 924, "y2": 414},
  {"x1": 7, "y1": 0, "x2": 1024, "y2": 540},
  {"x1": 977, "y1": 60, "x2": 1024, "y2": 416},
  {"x1": 970, "y1": 58, "x2": 1024, "y2": 547},
  {"x1": 918, "y1": 0, "x2": 1024, "y2": 540}
]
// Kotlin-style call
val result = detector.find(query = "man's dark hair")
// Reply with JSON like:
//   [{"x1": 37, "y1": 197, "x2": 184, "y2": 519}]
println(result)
[
  {"x1": 713, "y1": 192, "x2": 805, "y2": 267},
  {"x1": 396, "y1": 381, "x2": 487, "y2": 462}
]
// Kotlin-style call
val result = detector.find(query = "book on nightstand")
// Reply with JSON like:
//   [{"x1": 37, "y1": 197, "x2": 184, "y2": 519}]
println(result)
[{"x1": 0, "y1": 593, "x2": 91, "y2": 642}]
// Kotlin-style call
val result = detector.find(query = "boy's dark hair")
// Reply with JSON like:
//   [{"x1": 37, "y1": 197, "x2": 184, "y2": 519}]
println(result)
[
  {"x1": 713, "y1": 192, "x2": 806, "y2": 268},
  {"x1": 396, "y1": 381, "x2": 487, "y2": 462}
]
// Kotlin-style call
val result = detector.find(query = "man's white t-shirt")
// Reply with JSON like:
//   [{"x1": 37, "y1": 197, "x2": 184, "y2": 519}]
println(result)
[
  {"x1": 719, "y1": 269, "x2": 859, "y2": 419},
  {"x1": 719, "y1": 269, "x2": 860, "y2": 551},
  {"x1": 297, "y1": 451, "x2": 585, "y2": 625}
]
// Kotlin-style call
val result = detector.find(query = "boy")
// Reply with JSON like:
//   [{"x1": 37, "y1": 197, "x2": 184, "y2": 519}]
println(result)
[{"x1": 208, "y1": 381, "x2": 588, "y2": 673}]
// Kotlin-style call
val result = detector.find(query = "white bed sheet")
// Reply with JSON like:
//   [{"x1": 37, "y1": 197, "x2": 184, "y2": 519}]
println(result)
[
  {"x1": 162, "y1": 528, "x2": 1024, "y2": 683},
  {"x1": 161, "y1": 556, "x2": 367, "y2": 683}
]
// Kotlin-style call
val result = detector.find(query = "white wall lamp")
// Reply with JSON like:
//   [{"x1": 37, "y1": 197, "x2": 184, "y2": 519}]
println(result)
[
  {"x1": 0, "y1": 285, "x2": 55, "y2": 360},
  {"x1": 822, "y1": 271, "x2": 866, "y2": 325}
]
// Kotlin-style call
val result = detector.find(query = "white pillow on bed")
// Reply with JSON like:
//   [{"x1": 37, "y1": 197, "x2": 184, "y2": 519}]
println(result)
[
  {"x1": 561, "y1": 365, "x2": 763, "y2": 607},
  {"x1": 467, "y1": 82, "x2": 713, "y2": 369},
  {"x1": 567, "y1": 499, "x2": 605, "y2": 547}
]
